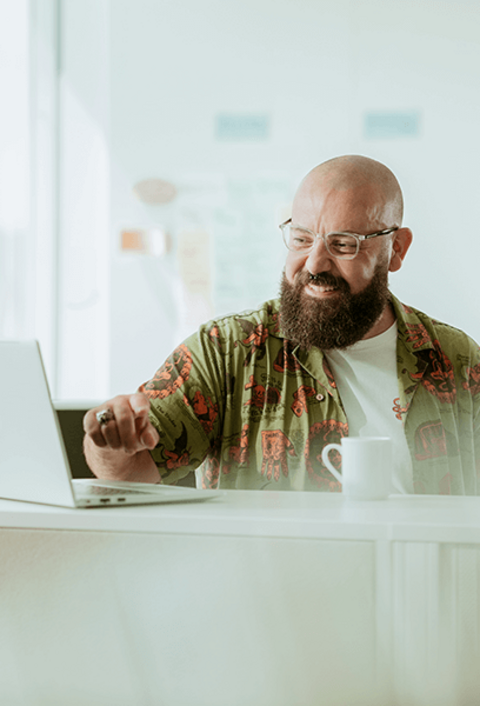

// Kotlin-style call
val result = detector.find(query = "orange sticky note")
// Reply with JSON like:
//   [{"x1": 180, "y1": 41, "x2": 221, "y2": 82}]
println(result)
[{"x1": 121, "y1": 229, "x2": 145, "y2": 252}]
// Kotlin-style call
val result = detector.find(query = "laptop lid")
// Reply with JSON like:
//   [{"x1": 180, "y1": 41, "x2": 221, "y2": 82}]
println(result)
[{"x1": 0, "y1": 340, "x2": 78, "y2": 507}]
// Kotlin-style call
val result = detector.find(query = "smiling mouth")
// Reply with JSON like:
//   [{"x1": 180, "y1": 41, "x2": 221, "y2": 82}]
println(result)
[
  {"x1": 304, "y1": 271, "x2": 346, "y2": 296},
  {"x1": 306, "y1": 282, "x2": 339, "y2": 294}
]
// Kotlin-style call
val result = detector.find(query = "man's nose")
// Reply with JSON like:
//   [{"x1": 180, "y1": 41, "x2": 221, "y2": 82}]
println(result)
[{"x1": 304, "y1": 236, "x2": 334, "y2": 274}]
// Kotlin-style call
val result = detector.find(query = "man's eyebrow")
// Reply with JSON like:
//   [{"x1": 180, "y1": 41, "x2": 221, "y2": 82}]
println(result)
[
  {"x1": 292, "y1": 223, "x2": 372, "y2": 235},
  {"x1": 301, "y1": 226, "x2": 362, "y2": 234}
]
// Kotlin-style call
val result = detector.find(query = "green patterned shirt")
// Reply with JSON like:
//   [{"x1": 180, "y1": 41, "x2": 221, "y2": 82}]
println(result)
[{"x1": 140, "y1": 294, "x2": 480, "y2": 494}]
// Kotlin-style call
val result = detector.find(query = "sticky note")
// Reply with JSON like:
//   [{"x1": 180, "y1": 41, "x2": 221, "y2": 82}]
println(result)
[
  {"x1": 364, "y1": 112, "x2": 420, "y2": 139},
  {"x1": 215, "y1": 114, "x2": 270, "y2": 141},
  {"x1": 121, "y1": 229, "x2": 145, "y2": 252}
]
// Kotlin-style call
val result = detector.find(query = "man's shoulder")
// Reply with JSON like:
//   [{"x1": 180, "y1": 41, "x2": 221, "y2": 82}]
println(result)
[
  {"x1": 199, "y1": 299, "x2": 282, "y2": 341},
  {"x1": 392, "y1": 294, "x2": 479, "y2": 357}
]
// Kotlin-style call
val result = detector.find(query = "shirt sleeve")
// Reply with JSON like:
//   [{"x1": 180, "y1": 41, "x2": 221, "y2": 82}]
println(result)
[
  {"x1": 463, "y1": 342, "x2": 480, "y2": 494},
  {"x1": 137, "y1": 325, "x2": 226, "y2": 484}
]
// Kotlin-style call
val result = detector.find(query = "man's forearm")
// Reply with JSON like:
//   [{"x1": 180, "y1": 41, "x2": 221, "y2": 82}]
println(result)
[{"x1": 83, "y1": 435, "x2": 160, "y2": 483}]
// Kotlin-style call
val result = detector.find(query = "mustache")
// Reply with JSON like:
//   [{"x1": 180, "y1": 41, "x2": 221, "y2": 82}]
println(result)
[{"x1": 297, "y1": 270, "x2": 349, "y2": 292}]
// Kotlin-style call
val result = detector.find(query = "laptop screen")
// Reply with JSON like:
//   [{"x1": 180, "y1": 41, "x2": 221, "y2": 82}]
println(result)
[{"x1": 0, "y1": 340, "x2": 76, "y2": 506}]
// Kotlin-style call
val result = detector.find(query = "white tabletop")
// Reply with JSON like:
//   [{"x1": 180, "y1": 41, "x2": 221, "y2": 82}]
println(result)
[{"x1": 1, "y1": 490, "x2": 480, "y2": 543}]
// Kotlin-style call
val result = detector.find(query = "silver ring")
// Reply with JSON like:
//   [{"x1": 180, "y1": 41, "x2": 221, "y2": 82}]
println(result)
[{"x1": 96, "y1": 407, "x2": 114, "y2": 426}]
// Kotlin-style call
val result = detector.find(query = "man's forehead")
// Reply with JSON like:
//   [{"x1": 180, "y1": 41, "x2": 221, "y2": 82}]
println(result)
[
  {"x1": 296, "y1": 177, "x2": 380, "y2": 200},
  {"x1": 292, "y1": 181, "x2": 387, "y2": 226}
]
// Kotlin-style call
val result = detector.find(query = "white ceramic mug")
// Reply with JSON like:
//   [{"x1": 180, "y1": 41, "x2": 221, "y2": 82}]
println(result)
[{"x1": 321, "y1": 436, "x2": 393, "y2": 500}]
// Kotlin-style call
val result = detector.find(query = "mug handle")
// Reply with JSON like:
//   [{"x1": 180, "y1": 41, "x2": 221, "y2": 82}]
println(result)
[{"x1": 321, "y1": 443, "x2": 343, "y2": 484}]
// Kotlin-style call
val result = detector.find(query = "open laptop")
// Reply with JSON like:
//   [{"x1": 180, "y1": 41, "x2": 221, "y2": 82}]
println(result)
[{"x1": 0, "y1": 340, "x2": 219, "y2": 508}]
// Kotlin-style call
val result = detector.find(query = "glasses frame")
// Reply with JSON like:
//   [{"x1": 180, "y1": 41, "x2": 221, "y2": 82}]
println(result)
[{"x1": 279, "y1": 219, "x2": 399, "y2": 260}]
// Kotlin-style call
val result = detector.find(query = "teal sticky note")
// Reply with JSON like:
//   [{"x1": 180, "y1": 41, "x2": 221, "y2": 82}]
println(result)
[
  {"x1": 364, "y1": 112, "x2": 420, "y2": 139},
  {"x1": 215, "y1": 114, "x2": 270, "y2": 141}
]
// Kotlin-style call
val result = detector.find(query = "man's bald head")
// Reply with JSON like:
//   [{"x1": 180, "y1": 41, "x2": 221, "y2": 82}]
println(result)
[{"x1": 296, "y1": 155, "x2": 404, "y2": 226}]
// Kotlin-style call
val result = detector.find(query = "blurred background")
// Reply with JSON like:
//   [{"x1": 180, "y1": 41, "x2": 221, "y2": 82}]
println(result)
[{"x1": 2, "y1": 0, "x2": 480, "y2": 401}]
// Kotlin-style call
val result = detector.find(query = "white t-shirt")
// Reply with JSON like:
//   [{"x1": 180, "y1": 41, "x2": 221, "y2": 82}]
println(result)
[{"x1": 325, "y1": 322, "x2": 413, "y2": 494}]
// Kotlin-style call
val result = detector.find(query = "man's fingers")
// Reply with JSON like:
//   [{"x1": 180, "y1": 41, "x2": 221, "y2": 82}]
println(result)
[
  {"x1": 132, "y1": 395, "x2": 158, "y2": 449},
  {"x1": 140, "y1": 426, "x2": 159, "y2": 450},
  {"x1": 130, "y1": 392, "x2": 151, "y2": 418},
  {"x1": 101, "y1": 421, "x2": 122, "y2": 449},
  {"x1": 86, "y1": 428, "x2": 108, "y2": 448},
  {"x1": 83, "y1": 409, "x2": 108, "y2": 447},
  {"x1": 134, "y1": 414, "x2": 159, "y2": 449},
  {"x1": 114, "y1": 400, "x2": 148, "y2": 454},
  {"x1": 84, "y1": 393, "x2": 155, "y2": 453}
]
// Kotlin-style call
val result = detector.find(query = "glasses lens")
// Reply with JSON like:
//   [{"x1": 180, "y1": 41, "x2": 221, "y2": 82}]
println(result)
[
  {"x1": 282, "y1": 225, "x2": 314, "y2": 252},
  {"x1": 325, "y1": 233, "x2": 358, "y2": 259}
]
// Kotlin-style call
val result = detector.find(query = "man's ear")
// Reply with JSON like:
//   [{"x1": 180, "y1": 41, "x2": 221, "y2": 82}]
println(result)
[{"x1": 388, "y1": 228, "x2": 413, "y2": 273}]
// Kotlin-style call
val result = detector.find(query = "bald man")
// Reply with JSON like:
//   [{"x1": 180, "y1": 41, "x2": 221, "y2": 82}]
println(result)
[{"x1": 84, "y1": 155, "x2": 480, "y2": 495}]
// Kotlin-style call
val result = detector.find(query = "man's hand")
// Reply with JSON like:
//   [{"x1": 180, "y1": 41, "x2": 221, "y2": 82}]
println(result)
[
  {"x1": 83, "y1": 393, "x2": 160, "y2": 482},
  {"x1": 84, "y1": 393, "x2": 159, "y2": 454}
]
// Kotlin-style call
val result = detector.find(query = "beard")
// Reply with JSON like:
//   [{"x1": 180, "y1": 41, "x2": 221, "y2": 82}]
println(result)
[{"x1": 279, "y1": 260, "x2": 391, "y2": 350}]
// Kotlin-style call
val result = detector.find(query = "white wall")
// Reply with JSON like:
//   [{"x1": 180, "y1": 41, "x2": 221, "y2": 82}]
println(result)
[
  {"x1": 57, "y1": 0, "x2": 480, "y2": 398},
  {"x1": 0, "y1": 0, "x2": 32, "y2": 338},
  {"x1": 56, "y1": 0, "x2": 111, "y2": 399}
]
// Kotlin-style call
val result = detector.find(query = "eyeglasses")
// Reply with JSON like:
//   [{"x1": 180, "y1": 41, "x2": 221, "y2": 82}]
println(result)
[{"x1": 279, "y1": 219, "x2": 399, "y2": 260}]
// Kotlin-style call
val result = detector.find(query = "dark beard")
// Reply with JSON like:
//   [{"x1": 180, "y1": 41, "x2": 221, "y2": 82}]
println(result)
[{"x1": 279, "y1": 263, "x2": 391, "y2": 350}]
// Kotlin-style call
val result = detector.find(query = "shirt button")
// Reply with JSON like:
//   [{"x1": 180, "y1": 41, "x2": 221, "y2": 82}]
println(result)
[{"x1": 316, "y1": 393, "x2": 325, "y2": 402}]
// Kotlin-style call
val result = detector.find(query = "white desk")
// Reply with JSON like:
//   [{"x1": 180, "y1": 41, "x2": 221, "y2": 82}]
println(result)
[{"x1": 1, "y1": 491, "x2": 479, "y2": 706}]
